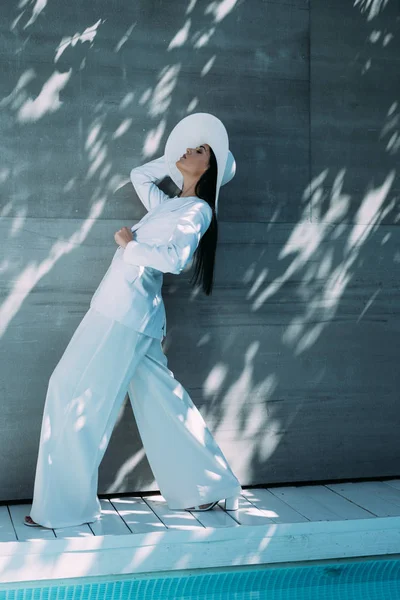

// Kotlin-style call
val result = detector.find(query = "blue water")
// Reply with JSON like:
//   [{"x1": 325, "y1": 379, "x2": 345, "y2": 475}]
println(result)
[{"x1": 1, "y1": 558, "x2": 400, "y2": 599}]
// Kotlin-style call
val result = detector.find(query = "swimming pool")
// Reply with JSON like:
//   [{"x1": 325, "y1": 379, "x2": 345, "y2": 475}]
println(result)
[{"x1": 0, "y1": 556, "x2": 399, "y2": 599}]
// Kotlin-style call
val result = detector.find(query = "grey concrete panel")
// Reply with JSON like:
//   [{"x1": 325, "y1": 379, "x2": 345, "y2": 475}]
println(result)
[
  {"x1": 1, "y1": 0, "x2": 399, "y2": 502},
  {"x1": 0, "y1": 0, "x2": 309, "y2": 222},
  {"x1": 2, "y1": 213, "x2": 399, "y2": 496},
  {"x1": 311, "y1": 0, "x2": 400, "y2": 223}
]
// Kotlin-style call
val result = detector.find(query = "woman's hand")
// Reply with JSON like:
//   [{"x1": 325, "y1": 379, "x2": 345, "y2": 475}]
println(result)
[{"x1": 114, "y1": 226, "x2": 133, "y2": 248}]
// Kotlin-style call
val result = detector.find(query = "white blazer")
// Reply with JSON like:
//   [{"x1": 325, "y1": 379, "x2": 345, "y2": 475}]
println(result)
[{"x1": 89, "y1": 155, "x2": 213, "y2": 339}]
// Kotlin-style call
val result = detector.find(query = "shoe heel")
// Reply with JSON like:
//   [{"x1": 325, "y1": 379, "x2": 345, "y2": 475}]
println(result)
[{"x1": 223, "y1": 495, "x2": 239, "y2": 510}]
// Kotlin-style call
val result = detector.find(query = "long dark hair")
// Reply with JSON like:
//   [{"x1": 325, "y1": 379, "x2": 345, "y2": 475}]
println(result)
[{"x1": 179, "y1": 146, "x2": 218, "y2": 295}]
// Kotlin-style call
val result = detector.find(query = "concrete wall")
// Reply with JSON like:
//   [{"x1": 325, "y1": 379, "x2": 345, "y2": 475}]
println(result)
[{"x1": 1, "y1": 0, "x2": 399, "y2": 501}]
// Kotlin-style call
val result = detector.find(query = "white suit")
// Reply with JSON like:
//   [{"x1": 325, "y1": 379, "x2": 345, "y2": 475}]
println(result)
[
  {"x1": 90, "y1": 155, "x2": 213, "y2": 339},
  {"x1": 29, "y1": 156, "x2": 242, "y2": 529}
]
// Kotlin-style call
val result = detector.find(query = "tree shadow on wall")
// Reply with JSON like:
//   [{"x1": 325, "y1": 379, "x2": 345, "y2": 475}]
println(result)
[{"x1": 1, "y1": 0, "x2": 399, "y2": 500}]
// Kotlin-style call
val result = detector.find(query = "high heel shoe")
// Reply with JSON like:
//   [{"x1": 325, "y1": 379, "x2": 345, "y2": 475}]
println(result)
[
  {"x1": 224, "y1": 495, "x2": 239, "y2": 510},
  {"x1": 185, "y1": 495, "x2": 239, "y2": 512}
]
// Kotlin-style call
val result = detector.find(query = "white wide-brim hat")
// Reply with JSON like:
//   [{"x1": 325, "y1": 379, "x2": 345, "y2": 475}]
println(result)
[{"x1": 164, "y1": 112, "x2": 236, "y2": 215}]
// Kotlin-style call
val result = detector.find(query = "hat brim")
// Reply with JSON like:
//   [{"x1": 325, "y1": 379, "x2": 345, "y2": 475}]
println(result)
[{"x1": 164, "y1": 113, "x2": 233, "y2": 214}]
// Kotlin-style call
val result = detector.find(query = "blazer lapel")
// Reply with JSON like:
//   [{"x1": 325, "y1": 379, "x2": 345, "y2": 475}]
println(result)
[{"x1": 130, "y1": 211, "x2": 153, "y2": 232}]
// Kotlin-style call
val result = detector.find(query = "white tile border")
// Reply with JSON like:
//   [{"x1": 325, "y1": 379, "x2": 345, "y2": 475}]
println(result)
[{"x1": 0, "y1": 516, "x2": 400, "y2": 585}]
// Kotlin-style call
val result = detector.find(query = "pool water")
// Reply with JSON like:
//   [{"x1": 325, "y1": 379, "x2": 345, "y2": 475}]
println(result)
[{"x1": 1, "y1": 557, "x2": 400, "y2": 599}]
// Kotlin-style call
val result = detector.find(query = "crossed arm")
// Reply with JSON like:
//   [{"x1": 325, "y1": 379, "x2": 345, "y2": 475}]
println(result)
[
  {"x1": 127, "y1": 154, "x2": 212, "y2": 274},
  {"x1": 123, "y1": 202, "x2": 212, "y2": 274},
  {"x1": 127, "y1": 154, "x2": 213, "y2": 273}
]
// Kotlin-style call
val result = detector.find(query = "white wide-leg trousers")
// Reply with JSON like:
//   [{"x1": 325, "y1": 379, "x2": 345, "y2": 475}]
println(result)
[{"x1": 30, "y1": 307, "x2": 242, "y2": 528}]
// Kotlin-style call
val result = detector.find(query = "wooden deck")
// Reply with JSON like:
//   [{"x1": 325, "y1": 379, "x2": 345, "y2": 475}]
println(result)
[{"x1": 1, "y1": 478, "x2": 400, "y2": 585}]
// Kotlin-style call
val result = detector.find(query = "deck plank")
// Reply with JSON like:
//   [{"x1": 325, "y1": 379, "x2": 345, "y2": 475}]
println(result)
[
  {"x1": 383, "y1": 479, "x2": 400, "y2": 491},
  {"x1": 361, "y1": 481, "x2": 400, "y2": 508},
  {"x1": 53, "y1": 523, "x2": 94, "y2": 538},
  {"x1": 310, "y1": 485, "x2": 375, "y2": 519},
  {"x1": 214, "y1": 494, "x2": 276, "y2": 527},
  {"x1": 90, "y1": 499, "x2": 132, "y2": 536},
  {"x1": 109, "y1": 496, "x2": 169, "y2": 533},
  {"x1": 242, "y1": 488, "x2": 309, "y2": 523},
  {"x1": 3, "y1": 480, "x2": 400, "y2": 546},
  {"x1": 265, "y1": 484, "x2": 375, "y2": 521},
  {"x1": 326, "y1": 481, "x2": 400, "y2": 517},
  {"x1": 0, "y1": 507, "x2": 17, "y2": 542},
  {"x1": 141, "y1": 495, "x2": 206, "y2": 530},
  {"x1": 184, "y1": 501, "x2": 241, "y2": 529},
  {"x1": 8, "y1": 504, "x2": 56, "y2": 541}
]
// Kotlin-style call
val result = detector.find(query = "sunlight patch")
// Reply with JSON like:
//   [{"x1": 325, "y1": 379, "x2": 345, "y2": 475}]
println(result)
[
  {"x1": 186, "y1": 0, "x2": 198, "y2": 14},
  {"x1": 187, "y1": 97, "x2": 199, "y2": 112},
  {"x1": 18, "y1": 70, "x2": 72, "y2": 123},
  {"x1": 168, "y1": 19, "x2": 191, "y2": 50},
  {"x1": 142, "y1": 118, "x2": 166, "y2": 157},
  {"x1": 43, "y1": 415, "x2": 51, "y2": 442},
  {"x1": 55, "y1": 19, "x2": 103, "y2": 62},
  {"x1": 186, "y1": 407, "x2": 207, "y2": 445},
  {"x1": 112, "y1": 118, "x2": 132, "y2": 139},
  {"x1": 24, "y1": 0, "x2": 47, "y2": 29},
  {"x1": 173, "y1": 382, "x2": 185, "y2": 400},
  {"x1": 215, "y1": 455, "x2": 228, "y2": 470},
  {"x1": 204, "y1": 469, "x2": 222, "y2": 481},
  {"x1": 205, "y1": 0, "x2": 239, "y2": 23},
  {"x1": 114, "y1": 23, "x2": 136, "y2": 53},
  {"x1": 148, "y1": 64, "x2": 181, "y2": 117},
  {"x1": 203, "y1": 363, "x2": 228, "y2": 397},
  {"x1": 74, "y1": 415, "x2": 86, "y2": 431},
  {"x1": 193, "y1": 27, "x2": 215, "y2": 49},
  {"x1": 201, "y1": 55, "x2": 216, "y2": 77}
]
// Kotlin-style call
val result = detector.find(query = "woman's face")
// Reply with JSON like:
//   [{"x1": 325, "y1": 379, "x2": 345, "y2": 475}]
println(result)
[{"x1": 176, "y1": 143, "x2": 211, "y2": 179}]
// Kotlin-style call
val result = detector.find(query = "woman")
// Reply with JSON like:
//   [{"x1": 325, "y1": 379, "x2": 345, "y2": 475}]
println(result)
[{"x1": 25, "y1": 113, "x2": 242, "y2": 529}]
